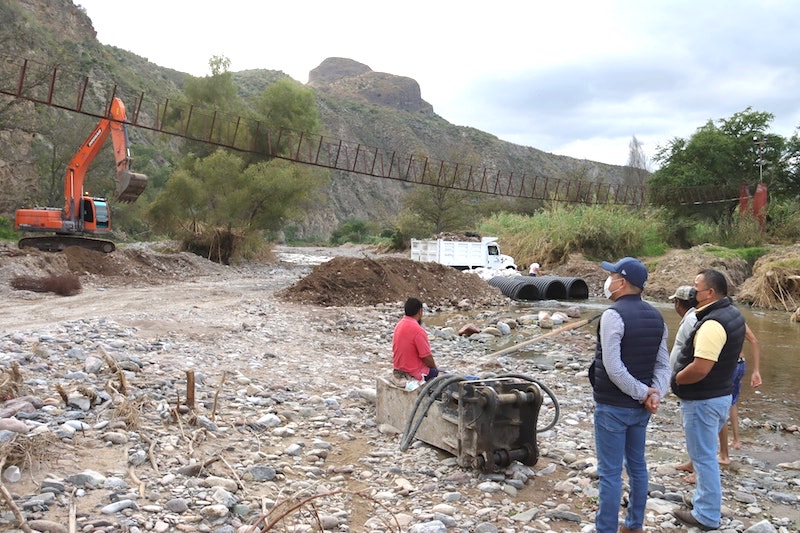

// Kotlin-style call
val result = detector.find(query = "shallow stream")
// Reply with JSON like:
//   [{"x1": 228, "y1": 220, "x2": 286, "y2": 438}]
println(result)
[{"x1": 427, "y1": 297, "x2": 800, "y2": 461}]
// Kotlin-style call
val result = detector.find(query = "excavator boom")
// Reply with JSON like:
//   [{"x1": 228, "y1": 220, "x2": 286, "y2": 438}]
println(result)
[
  {"x1": 108, "y1": 98, "x2": 147, "y2": 203},
  {"x1": 15, "y1": 97, "x2": 148, "y2": 253}
]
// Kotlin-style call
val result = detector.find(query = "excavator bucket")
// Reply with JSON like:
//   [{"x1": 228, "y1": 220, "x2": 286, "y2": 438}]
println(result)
[{"x1": 115, "y1": 169, "x2": 148, "y2": 203}]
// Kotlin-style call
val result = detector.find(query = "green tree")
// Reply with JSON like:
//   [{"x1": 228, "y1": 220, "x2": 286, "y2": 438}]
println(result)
[
  {"x1": 257, "y1": 78, "x2": 319, "y2": 133},
  {"x1": 777, "y1": 130, "x2": 800, "y2": 200},
  {"x1": 329, "y1": 218, "x2": 379, "y2": 245},
  {"x1": 179, "y1": 55, "x2": 243, "y2": 158},
  {"x1": 398, "y1": 151, "x2": 480, "y2": 239},
  {"x1": 150, "y1": 58, "x2": 328, "y2": 260},
  {"x1": 251, "y1": 78, "x2": 321, "y2": 160},
  {"x1": 650, "y1": 108, "x2": 788, "y2": 222},
  {"x1": 404, "y1": 183, "x2": 476, "y2": 234},
  {"x1": 185, "y1": 56, "x2": 237, "y2": 106},
  {"x1": 28, "y1": 110, "x2": 93, "y2": 206},
  {"x1": 148, "y1": 149, "x2": 327, "y2": 263}
]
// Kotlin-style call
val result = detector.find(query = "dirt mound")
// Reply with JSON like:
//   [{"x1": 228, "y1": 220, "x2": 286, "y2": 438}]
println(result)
[
  {"x1": 642, "y1": 245, "x2": 750, "y2": 300},
  {"x1": 0, "y1": 242, "x2": 227, "y2": 293},
  {"x1": 62, "y1": 245, "x2": 226, "y2": 282},
  {"x1": 738, "y1": 244, "x2": 800, "y2": 311},
  {"x1": 548, "y1": 253, "x2": 607, "y2": 295},
  {"x1": 62, "y1": 246, "x2": 129, "y2": 276},
  {"x1": 548, "y1": 246, "x2": 751, "y2": 301},
  {"x1": 276, "y1": 256, "x2": 506, "y2": 308}
]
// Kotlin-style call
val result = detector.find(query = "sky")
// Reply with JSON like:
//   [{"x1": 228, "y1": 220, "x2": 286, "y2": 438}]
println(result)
[{"x1": 75, "y1": 0, "x2": 800, "y2": 169}]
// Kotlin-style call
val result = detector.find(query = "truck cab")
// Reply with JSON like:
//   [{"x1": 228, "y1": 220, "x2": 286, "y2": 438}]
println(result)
[{"x1": 484, "y1": 239, "x2": 516, "y2": 270}]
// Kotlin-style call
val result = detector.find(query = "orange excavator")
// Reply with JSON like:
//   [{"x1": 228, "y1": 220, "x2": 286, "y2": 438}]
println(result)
[{"x1": 14, "y1": 97, "x2": 148, "y2": 253}]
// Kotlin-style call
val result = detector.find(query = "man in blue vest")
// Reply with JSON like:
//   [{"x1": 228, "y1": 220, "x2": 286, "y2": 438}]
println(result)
[
  {"x1": 590, "y1": 257, "x2": 670, "y2": 533},
  {"x1": 671, "y1": 269, "x2": 746, "y2": 530}
]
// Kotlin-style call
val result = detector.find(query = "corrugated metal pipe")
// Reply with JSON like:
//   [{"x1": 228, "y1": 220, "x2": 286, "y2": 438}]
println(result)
[{"x1": 488, "y1": 275, "x2": 589, "y2": 301}]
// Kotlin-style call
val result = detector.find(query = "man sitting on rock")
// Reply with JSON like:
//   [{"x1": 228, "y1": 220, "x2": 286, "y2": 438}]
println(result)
[{"x1": 392, "y1": 297, "x2": 440, "y2": 386}]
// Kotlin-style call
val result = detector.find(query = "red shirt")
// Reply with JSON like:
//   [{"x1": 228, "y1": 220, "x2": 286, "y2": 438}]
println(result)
[{"x1": 392, "y1": 316, "x2": 432, "y2": 380}]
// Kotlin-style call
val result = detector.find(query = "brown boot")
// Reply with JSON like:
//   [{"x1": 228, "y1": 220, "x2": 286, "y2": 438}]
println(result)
[
  {"x1": 619, "y1": 526, "x2": 644, "y2": 533},
  {"x1": 672, "y1": 509, "x2": 715, "y2": 530}
]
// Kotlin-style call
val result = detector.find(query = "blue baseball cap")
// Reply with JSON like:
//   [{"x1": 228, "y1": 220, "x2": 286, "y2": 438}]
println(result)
[{"x1": 600, "y1": 257, "x2": 648, "y2": 289}]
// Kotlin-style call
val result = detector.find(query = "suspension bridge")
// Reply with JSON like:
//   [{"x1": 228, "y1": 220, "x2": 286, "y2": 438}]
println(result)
[{"x1": 0, "y1": 54, "x2": 750, "y2": 206}]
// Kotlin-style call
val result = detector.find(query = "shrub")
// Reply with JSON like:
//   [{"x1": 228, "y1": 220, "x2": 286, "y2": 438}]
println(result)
[
  {"x1": 329, "y1": 219, "x2": 381, "y2": 245},
  {"x1": 767, "y1": 199, "x2": 800, "y2": 243},
  {"x1": 0, "y1": 216, "x2": 16, "y2": 241}
]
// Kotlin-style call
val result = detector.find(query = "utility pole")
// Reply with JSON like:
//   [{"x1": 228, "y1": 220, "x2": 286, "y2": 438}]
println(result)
[
  {"x1": 751, "y1": 134, "x2": 768, "y2": 232},
  {"x1": 753, "y1": 135, "x2": 765, "y2": 183}
]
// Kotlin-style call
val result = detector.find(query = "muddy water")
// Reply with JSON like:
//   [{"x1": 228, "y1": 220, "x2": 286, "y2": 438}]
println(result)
[
  {"x1": 658, "y1": 301, "x2": 800, "y2": 425},
  {"x1": 430, "y1": 298, "x2": 800, "y2": 427}
]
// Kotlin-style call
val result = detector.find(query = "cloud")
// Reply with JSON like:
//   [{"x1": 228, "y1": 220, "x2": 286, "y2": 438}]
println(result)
[{"x1": 76, "y1": 0, "x2": 800, "y2": 166}]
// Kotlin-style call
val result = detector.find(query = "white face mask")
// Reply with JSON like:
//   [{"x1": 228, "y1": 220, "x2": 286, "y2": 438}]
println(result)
[{"x1": 603, "y1": 276, "x2": 622, "y2": 299}]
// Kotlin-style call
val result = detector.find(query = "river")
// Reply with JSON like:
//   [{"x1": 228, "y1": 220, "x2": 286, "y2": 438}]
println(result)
[
  {"x1": 660, "y1": 301, "x2": 800, "y2": 426},
  {"x1": 515, "y1": 298, "x2": 800, "y2": 426},
  {"x1": 430, "y1": 297, "x2": 800, "y2": 427}
]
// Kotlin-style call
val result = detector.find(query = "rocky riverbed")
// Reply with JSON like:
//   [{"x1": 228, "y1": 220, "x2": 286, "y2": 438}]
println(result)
[{"x1": 0, "y1": 244, "x2": 799, "y2": 533}]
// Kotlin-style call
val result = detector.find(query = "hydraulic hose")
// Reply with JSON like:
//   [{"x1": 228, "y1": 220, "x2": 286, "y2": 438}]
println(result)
[
  {"x1": 495, "y1": 373, "x2": 560, "y2": 432},
  {"x1": 400, "y1": 374, "x2": 466, "y2": 451}
]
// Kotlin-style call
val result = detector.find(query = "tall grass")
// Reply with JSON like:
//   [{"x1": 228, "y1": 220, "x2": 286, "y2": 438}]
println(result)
[
  {"x1": 691, "y1": 216, "x2": 765, "y2": 248},
  {"x1": 478, "y1": 204, "x2": 667, "y2": 266}
]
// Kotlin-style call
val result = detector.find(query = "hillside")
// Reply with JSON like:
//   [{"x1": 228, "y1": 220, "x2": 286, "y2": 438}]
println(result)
[{"x1": 0, "y1": 0, "x2": 632, "y2": 239}]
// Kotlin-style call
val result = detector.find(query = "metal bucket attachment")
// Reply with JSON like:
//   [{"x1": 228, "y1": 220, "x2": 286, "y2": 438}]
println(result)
[
  {"x1": 377, "y1": 374, "x2": 544, "y2": 472},
  {"x1": 115, "y1": 169, "x2": 148, "y2": 203}
]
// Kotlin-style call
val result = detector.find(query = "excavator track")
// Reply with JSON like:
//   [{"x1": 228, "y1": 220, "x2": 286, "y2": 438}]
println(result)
[{"x1": 19, "y1": 236, "x2": 116, "y2": 254}]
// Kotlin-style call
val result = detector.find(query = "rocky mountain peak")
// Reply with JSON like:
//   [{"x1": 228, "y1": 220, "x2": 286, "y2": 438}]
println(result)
[
  {"x1": 308, "y1": 57, "x2": 434, "y2": 115},
  {"x1": 308, "y1": 57, "x2": 372, "y2": 84}
]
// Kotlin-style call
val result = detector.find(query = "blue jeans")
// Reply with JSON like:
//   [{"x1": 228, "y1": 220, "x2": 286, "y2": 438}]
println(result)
[
  {"x1": 681, "y1": 396, "x2": 731, "y2": 528},
  {"x1": 594, "y1": 403, "x2": 652, "y2": 533}
]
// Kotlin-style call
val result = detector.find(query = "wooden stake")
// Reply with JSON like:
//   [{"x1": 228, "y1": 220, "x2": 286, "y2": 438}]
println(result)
[
  {"x1": 487, "y1": 314, "x2": 600, "y2": 358},
  {"x1": 186, "y1": 370, "x2": 195, "y2": 411}
]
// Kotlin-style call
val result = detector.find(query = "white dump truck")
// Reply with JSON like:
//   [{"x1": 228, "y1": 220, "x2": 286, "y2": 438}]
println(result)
[{"x1": 410, "y1": 236, "x2": 517, "y2": 270}]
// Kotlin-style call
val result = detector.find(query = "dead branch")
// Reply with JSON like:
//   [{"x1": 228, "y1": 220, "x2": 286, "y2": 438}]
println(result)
[
  {"x1": 68, "y1": 495, "x2": 77, "y2": 533},
  {"x1": 211, "y1": 371, "x2": 227, "y2": 421},
  {"x1": 75, "y1": 385, "x2": 97, "y2": 406},
  {"x1": 140, "y1": 433, "x2": 160, "y2": 476},
  {"x1": 220, "y1": 455, "x2": 246, "y2": 496},
  {"x1": 100, "y1": 346, "x2": 128, "y2": 396},
  {"x1": 55, "y1": 383, "x2": 69, "y2": 406},
  {"x1": 251, "y1": 489, "x2": 402, "y2": 532},
  {"x1": 128, "y1": 465, "x2": 145, "y2": 498}
]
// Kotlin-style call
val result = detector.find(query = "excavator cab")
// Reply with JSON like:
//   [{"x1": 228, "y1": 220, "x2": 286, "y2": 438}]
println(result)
[{"x1": 81, "y1": 197, "x2": 110, "y2": 231}]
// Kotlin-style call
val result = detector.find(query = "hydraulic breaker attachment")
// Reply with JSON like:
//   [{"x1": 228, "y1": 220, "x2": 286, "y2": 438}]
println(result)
[{"x1": 376, "y1": 374, "x2": 547, "y2": 472}]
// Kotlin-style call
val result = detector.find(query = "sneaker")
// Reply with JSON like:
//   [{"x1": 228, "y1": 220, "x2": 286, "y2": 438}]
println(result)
[{"x1": 682, "y1": 491, "x2": 694, "y2": 508}]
